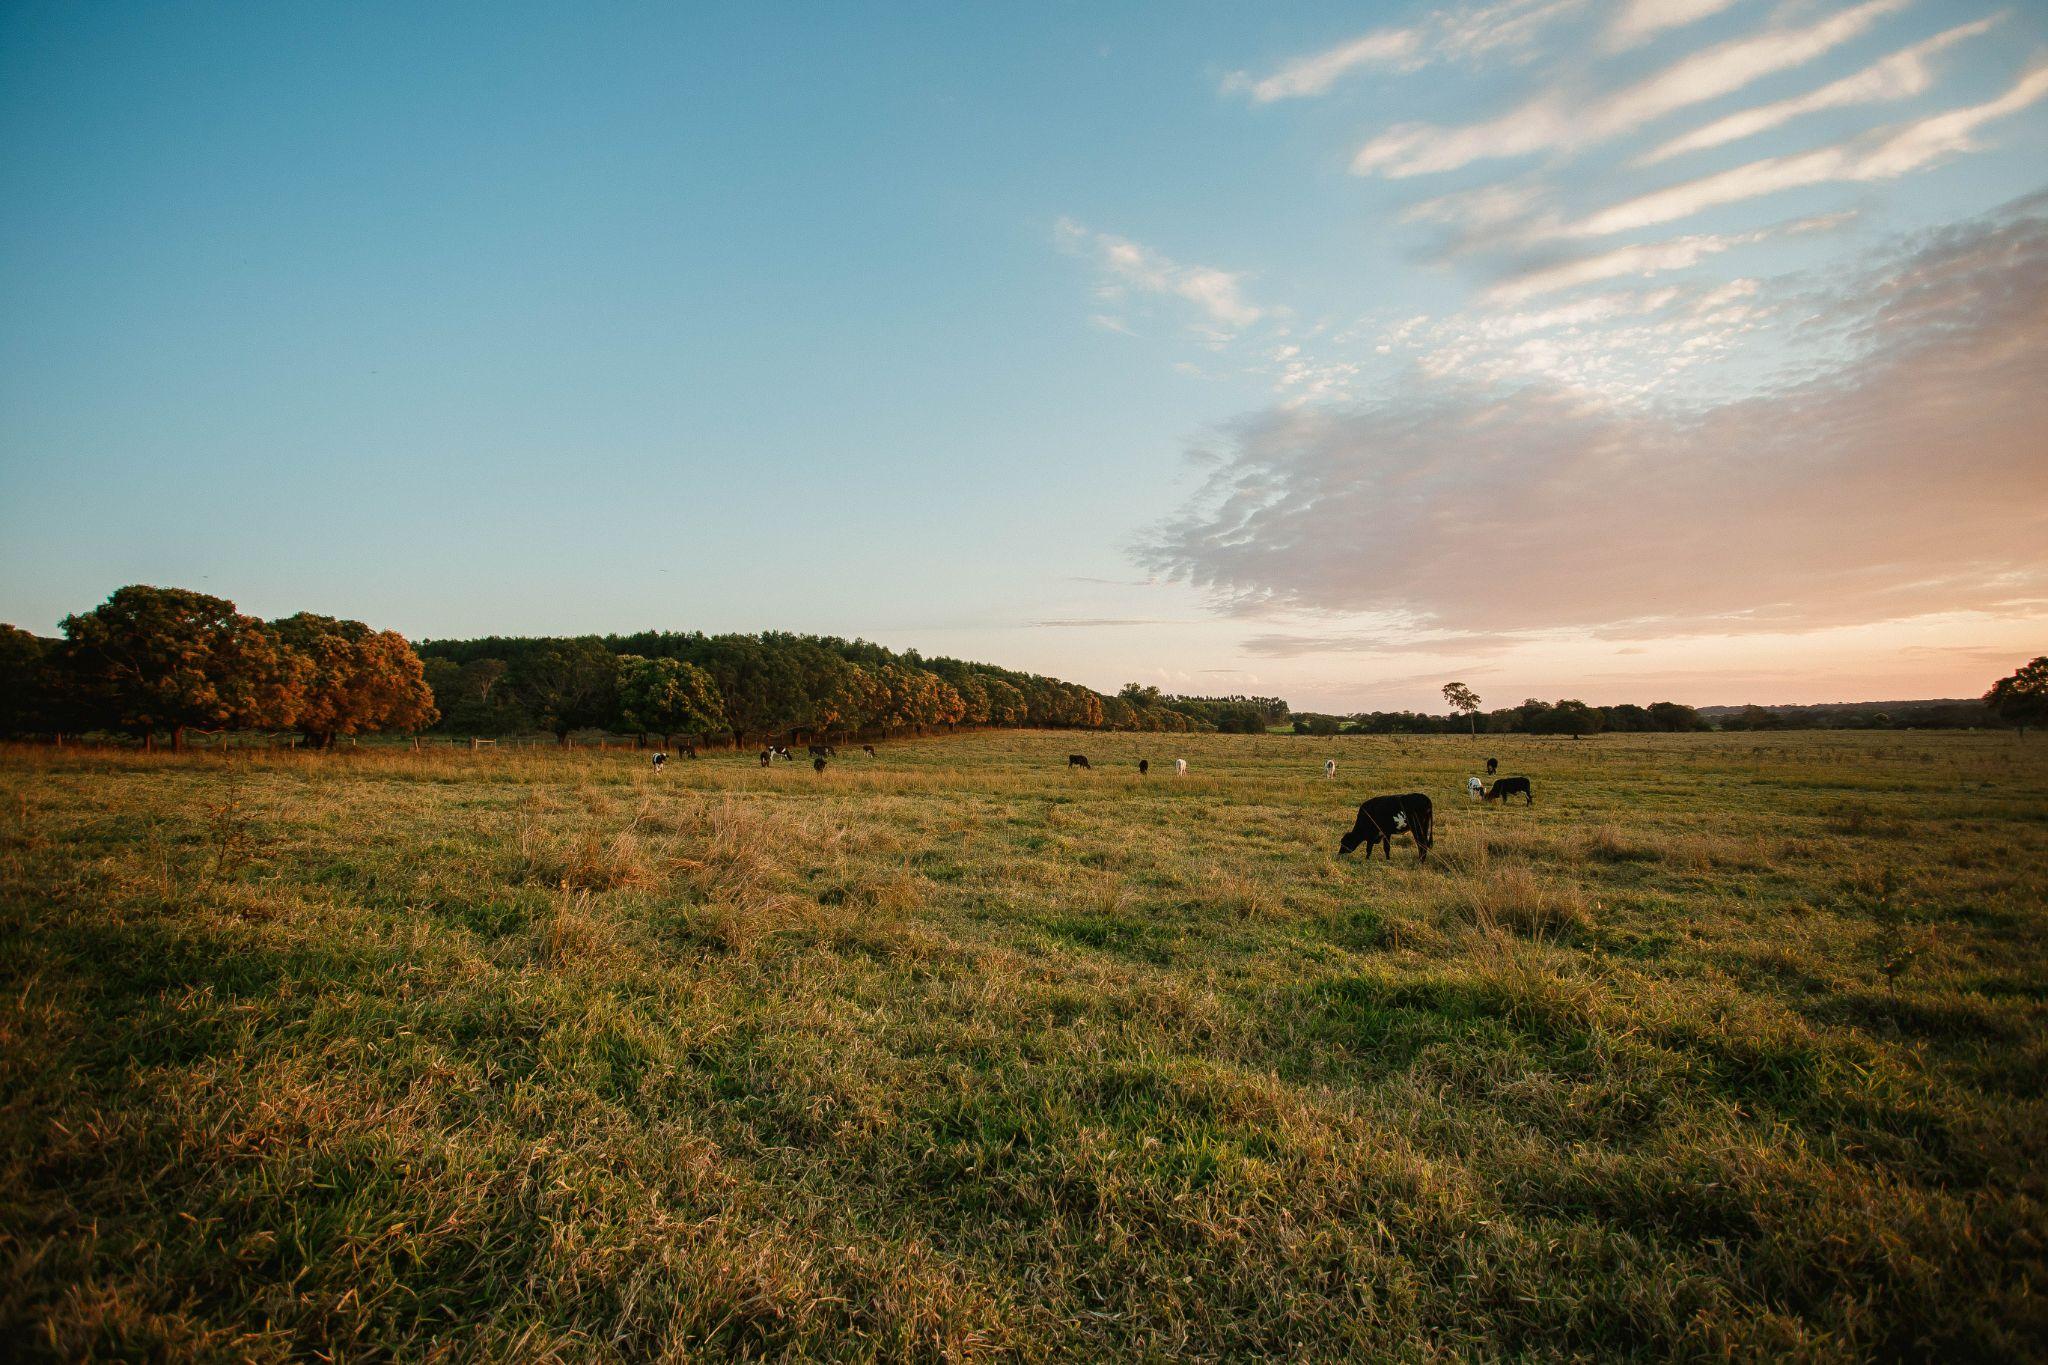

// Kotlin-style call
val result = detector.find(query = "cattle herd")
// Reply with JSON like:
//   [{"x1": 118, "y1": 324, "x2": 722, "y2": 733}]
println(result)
[
  {"x1": 651, "y1": 739, "x2": 1535, "y2": 866},
  {"x1": 1057, "y1": 748, "x2": 1535, "y2": 865}
]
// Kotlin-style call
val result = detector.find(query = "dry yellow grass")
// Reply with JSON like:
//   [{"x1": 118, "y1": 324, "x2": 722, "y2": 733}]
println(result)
[{"x1": 1, "y1": 729, "x2": 2044, "y2": 1359}]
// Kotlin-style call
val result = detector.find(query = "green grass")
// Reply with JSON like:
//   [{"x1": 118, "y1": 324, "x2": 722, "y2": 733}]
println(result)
[{"x1": 2, "y1": 730, "x2": 2044, "y2": 1360}]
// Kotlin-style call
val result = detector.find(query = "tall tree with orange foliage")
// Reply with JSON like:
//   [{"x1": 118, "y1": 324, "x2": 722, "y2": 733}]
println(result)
[
  {"x1": 58, "y1": 586, "x2": 304, "y2": 749},
  {"x1": 272, "y1": 613, "x2": 439, "y2": 749}
]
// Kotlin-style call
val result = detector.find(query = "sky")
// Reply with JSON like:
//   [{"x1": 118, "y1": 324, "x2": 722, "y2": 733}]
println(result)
[{"x1": 2, "y1": 1, "x2": 2044, "y2": 712}]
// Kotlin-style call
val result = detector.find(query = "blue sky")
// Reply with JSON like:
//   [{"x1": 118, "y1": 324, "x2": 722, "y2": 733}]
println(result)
[{"x1": 3, "y1": 1, "x2": 2044, "y2": 709}]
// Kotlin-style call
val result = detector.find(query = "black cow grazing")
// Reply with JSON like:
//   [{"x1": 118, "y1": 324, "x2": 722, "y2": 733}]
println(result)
[
  {"x1": 1338, "y1": 794, "x2": 1434, "y2": 862},
  {"x1": 1485, "y1": 757, "x2": 1498, "y2": 775},
  {"x1": 862, "y1": 744, "x2": 876, "y2": 756},
  {"x1": 758, "y1": 750, "x2": 771, "y2": 768},
  {"x1": 1483, "y1": 776, "x2": 1533, "y2": 805},
  {"x1": 1068, "y1": 754, "x2": 1091, "y2": 769},
  {"x1": 1138, "y1": 759, "x2": 1149, "y2": 775},
  {"x1": 651, "y1": 751, "x2": 668, "y2": 771},
  {"x1": 813, "y1": 756, "x2": 828, "y2": 773},
  {"x1": 809, "y1": 744, "x2": 835, "y2": 758},
  {"x1": 680, "y1": 744, "x2": 697, "y2": 759}
]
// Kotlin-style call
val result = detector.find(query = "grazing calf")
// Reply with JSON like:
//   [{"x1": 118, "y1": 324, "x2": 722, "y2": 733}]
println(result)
[
  {"x1": 1467, "y1": 776, "x2": 1484, "y2": 799},
  {"x1": 1324, "y1": 759, "x2": 1337, "y2": 779},
  {"x1": 813, "y1": 756, "x2": 828, "y2": 773},
  {"x1": 1483, "y1": 776, "x2": 1533, "y2": 805},
  {"x1": 1138, "y1": 759, "x2": 1149, "y2": 775},
  {"x1": 1068, "y1": 754, "x2": 1091, "y2": 769},
  {"x1": 772, "y1": 745, "x2": 792, "y2": 762},
  {"x1": 1486, "y1": 757, "x2": 1498, "y2": 775},
  {"x1": 1338, "y1": 794, "x2": 1434, "y2": 862},
  {"x1": 862, "y1": 744, "x2": 876, "y2": 756},
  {"x1": 809, "y1": 744, "x2": 835, "y2": 758},
  {"x1": 1174, "y1": 758, "x2": 1188, "y2": 777},
  {"x1": 758, "y1": 750, "x2": 771, "y2": 768},
  {"x1": 651, "y1": 751, "x2": 668, "y2": 771}
]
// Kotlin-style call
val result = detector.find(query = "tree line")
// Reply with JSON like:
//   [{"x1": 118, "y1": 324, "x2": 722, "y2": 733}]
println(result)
[
  {"x1": 0, "y1": 585, "x2": 1267, "y2": 749},
  {"x1": 413, "y1": 632, "x2": 1245, "y2": 745},
  {"x1": 6, "y1": 588, "x2": 2039, "y2": 748},
  {"x1": 0, "y1": 586, "x2": 436, "y2": 749},
  {"x1": 1287, "y1": 698, "x2": 1709, "y2": 737}
]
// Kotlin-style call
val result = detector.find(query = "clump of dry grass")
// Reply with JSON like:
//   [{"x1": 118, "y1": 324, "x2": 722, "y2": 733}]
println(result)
[
  {"x1": 512, "y1": 820, "x2": 651, "y2": 891},
  {"x1": 1575, "y1": 823, "x2": 1655, "y2": 863},
  {"x1": 539, "y1": 882, "x2": 604, "y2": 965},
  {"x1": 1447, "y1": 861, "x2": 1595, "y2": 940}
]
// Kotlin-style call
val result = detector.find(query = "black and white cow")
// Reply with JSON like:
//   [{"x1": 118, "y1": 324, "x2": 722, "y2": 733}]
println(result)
[
  {"x1": 809, "y1": 744, "x2": 835, "y2": 759},
  {"x1": 1338, "y1": 794, "x2": 1434, "y2": 862},
  {"x1": 813, "y1": 756, "x2": 828, "y2": 773},
  {"x1": 651, "y1": 751, "x2": 668, "y2": 771},
  {"x1": 862, "y1": 744, "x2": 876, "y2": 756},
  {"x1": 1485, "y1": 757, "x2": 1499, "y2": 775},
  {"x1": 1482, "y1": 776, "x2": 1533, "y2": 805},
  {"x1": 758, "y1": 750, "x2": 772, "y2": 768}
]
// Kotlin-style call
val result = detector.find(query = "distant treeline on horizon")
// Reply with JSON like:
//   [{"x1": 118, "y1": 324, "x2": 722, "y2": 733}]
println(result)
[
  {"x1": 0, "y1": 585, "x2": 2027, "y2": 749},
  {"x1": 1286, "y1": 697, "x2": 2003, "y2": 737}
]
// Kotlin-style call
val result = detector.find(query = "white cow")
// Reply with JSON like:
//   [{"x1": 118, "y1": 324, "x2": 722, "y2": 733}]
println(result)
[
  {"x1": 1175, "y1": 758, "x2": 1188, "y2": 777},
  {"x1": 1323, "y1": 759, "x2": 1337, "y2": 778}
]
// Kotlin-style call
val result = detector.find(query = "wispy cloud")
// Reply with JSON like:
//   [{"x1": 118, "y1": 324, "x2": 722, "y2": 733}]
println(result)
[
  {"x1": 1484, "y1": 228, "x2": 1769, "y2": 302},
  {"x1": 1225, "y1": 29, "x2": 1425, "y2": 102},
  {"x1": 1572, "y1": 58, "x2": 2048, "y2": 236},
  {"x1": 1638, "y1": 15, "x2": 2005, "y2": 164},
  {"x1": 1225, "y1": 0, "x2": 1588, "y2": 102},
  {"x1": 1031, "y1": 617, "x2": 1191, "y2": 629},
  {"x1": 1241, "y1": 629, "x2": 1534, "y2": 657},
  {"x1": 1055, "y1": 218, "x2": 1263, "y2": 331},
  {"x1": 1605, "y1": 0, "x2": 1751, "y2": 52},
  {"x1": 1353, "y1": 0, "x2": 1910, "y2": 176},
  {"x1": 1142, "y1": 201, "x2": 2048, "y2": 639}
]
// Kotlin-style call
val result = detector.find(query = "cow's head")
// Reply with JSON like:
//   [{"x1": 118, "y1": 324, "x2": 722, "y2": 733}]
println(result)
[{"x1": 1337, "y1": 829, "x2": 1364, "y2": 857}]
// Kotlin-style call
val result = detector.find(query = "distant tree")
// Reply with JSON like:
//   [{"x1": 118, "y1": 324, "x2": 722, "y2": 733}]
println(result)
[
  {"x1": 615, "y1": 655, "x2": 725, "y2": 747},
  {"x1": 57, "y1": 586, "x2": 303, "y2": 749},
  {"x1": 0, "y1": 625, "x2": 53, "y2": 736},
  {"x1": 1985, "y1": 657, "x2": 2048, "y2": 736},
  {"x1": 1548, "y1": 699, "x2": 1603, "y2": 736},
  {"x1": 272, "y1": 613, "x2": 438, "y2": 749},
  {"x1": 512, "y1": 637, "x2": 617, "y2": 744},
  {"x1": 1647, "y1": 701, "x2": 1705, "y2": 732},
  {"x1": 1442, "y1": 682, "x2": 1481, "y2": 734},
  {"x1": 1119, "y1": 682, "x2": 1164, "y2": 708}
]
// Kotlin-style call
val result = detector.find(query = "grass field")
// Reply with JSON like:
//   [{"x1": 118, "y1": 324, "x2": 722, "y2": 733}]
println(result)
[{"x1": 3, "y1": 730, "x2": 2044, "y2": 1360}]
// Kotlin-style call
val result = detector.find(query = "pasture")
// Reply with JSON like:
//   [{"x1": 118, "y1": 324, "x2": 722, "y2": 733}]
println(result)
[{"x1": 2, "y1": 730, "x2": 2044, "y2": 1360}]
